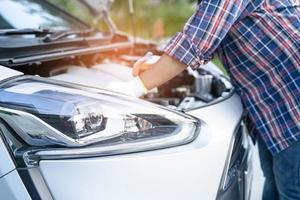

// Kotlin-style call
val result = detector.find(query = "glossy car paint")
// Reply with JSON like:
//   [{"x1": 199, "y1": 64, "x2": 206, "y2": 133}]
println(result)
[
  {"x1": 0, "y1": 128, "x2": 31, "y2": 200},
  {"x1": 0, "y1": 170, "x2": 31, "y2": 200},
  {"x1": 0, "y1": 0, "x2": 252, "y2": 198},
  {"x1": 36, "y1": 94, "x2": 242, "y2": 200},
  {"x1": 0, "y1": 60, "x2": 249, "y2": 200},
  {"x1": 0, "y1": 65, "x2": 23, "y2": 81},
  {"x1": 8, "y1": 62, "x2": 241, "y2": 200},
  {"x1": 0, "y1": 128, "x2": 15, "y2": 177}
]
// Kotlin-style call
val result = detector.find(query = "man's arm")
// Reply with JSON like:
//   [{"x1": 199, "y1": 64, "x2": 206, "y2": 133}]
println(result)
[
  {"x1": 139, "y1": 54, "x2": 186, "y2": 89},
  {"x1": 136, "y1": 0, "x2": 250, "y2": 90}
]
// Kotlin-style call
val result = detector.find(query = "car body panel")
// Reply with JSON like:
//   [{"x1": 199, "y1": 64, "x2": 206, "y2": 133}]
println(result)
[
  {"x1": 0, "y1": 0, "x2": 252, "y2": 198},
  {"x1": 0, "y1": 135, "x2": 15, "y2": 177},
  {"x1": 0, "y1": 170, "x2": 31, "y2": 200},
  {"x1": 38, "y1": 94, "x2": 243, "y2": 200},
  {"x1": 50, "y1": 63, "x2": 139, "y2": 87},
  {"x1": 0, "y1": 65, "x2": 23, "y2": 81}
]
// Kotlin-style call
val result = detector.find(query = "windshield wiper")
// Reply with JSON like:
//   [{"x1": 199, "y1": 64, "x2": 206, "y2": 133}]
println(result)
[
  {"x1": 0, "y1": 28, "x2": 96, "y2": 43},
  {"x1": 0, "y1": 28, "x2": 53, "y2": 36},
  {"x1": 42, "y1": 28, "x2": 96, "y2": 42}
]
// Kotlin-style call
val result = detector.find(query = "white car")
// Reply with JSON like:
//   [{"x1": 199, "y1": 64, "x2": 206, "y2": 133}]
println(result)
[{"x1": 0, "y1": 0, "x2": 253, "y2": 199}]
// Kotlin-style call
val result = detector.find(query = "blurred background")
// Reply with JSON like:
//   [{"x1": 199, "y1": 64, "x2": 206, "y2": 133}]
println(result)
[
  {"x1": 49, "y1": 0, "x2": 197, "y2": 39},
  {"x1": 48, "y1": 0, "x2": 223, "y2": 69}
]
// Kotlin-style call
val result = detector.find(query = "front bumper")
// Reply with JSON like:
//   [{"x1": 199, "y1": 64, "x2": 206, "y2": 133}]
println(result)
[{"x1": 1, "y1": 94, "x2": 252, "y2": 200}]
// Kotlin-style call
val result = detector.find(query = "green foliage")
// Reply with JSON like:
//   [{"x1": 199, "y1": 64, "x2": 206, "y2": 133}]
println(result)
[
  {"x1": 111, "y1": 0, "x2": 195, "y2": 38},
  {"x1": 49, "y1": 0, "x2": 196, "y2": 38},
  {"x1": 48, "y1": 0, "x2": 94, "y2": 24}
]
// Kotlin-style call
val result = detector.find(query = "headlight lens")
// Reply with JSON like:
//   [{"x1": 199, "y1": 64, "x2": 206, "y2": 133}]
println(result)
[{"x1": 0, "y1": 77, "x2": 200, "y2": 165}]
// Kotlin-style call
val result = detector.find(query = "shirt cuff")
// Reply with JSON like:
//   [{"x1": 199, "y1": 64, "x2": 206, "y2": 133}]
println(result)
[{"x1": 164, "y1": 32, "x2": 212, "y2": 69}]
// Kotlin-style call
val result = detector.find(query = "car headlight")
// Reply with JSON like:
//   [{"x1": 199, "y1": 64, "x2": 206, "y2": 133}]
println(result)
[{"x1": 0, "y1": 76, "x2": 200, "y2": 166}]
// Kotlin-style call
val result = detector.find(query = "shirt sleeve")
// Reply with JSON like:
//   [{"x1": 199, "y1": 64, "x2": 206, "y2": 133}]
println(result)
[{"x1": 164, "y1": 0, "x2": 250, "y2": 69}]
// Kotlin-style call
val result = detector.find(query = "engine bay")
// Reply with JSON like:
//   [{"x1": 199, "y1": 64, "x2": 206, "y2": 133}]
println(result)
[{"x1": 10, "y1": 48, "x2": 233, "y2": 111}]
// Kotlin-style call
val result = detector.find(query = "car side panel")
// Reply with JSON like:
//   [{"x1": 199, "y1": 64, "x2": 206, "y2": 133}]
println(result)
[
  {"x1": 0, "y1": 170, "x2": 31, "y2": 200},
  {"x1": 0, "y1": 135, "x2": 15, "y2": 177}
]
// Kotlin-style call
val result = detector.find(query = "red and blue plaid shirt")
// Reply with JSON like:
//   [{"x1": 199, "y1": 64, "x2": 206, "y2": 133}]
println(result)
[{"x1": 164, "y1": 0, "x2": 300, "y2": 155}]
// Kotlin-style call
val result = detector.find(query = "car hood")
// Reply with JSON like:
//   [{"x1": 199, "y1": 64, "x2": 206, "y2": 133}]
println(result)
[
  {"x1": 0, "y1": 65, "x2": 23, "y2": 80},
  {"x1": 51, "y1": 63, "x2": 135, "y2": 89}
]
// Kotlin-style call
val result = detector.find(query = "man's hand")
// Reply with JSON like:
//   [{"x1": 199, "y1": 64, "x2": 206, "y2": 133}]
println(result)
[
  {"x1": 132, "y1": 52, "x2": 160, "y2": 77},
  {"x1": 132, "y1": 53, "x2": 187, "y2": 90}
]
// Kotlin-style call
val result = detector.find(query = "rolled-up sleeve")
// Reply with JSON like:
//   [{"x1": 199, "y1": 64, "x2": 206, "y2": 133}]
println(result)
[{"x1": 164, "y1": 0, "x2": 250, "y2": 69}]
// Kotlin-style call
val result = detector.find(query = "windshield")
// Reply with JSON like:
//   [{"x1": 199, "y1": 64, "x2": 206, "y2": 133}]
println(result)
[{"x1": 0, "y1": 0, "x2": 88, "y2": 30}]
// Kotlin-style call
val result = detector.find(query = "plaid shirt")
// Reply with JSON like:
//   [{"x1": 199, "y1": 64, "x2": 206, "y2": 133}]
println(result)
[{"x1": 164, "y1": 0, "x2": 300, "y2": 155}]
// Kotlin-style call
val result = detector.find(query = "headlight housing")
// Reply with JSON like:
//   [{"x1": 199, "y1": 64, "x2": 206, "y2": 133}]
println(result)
[{"x1": 0, "y1": 76, "x2": 200, "y2": 166}]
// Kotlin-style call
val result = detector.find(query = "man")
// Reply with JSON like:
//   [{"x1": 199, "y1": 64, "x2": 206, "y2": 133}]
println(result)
[{"x1": 133, "y1": 0, "x2": 300, "y2": 199}]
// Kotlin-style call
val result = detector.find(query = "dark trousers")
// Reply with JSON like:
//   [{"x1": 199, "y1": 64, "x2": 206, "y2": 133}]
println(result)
[{"x1": 258, "y1": 135, "x2": 300, "y2": 200}]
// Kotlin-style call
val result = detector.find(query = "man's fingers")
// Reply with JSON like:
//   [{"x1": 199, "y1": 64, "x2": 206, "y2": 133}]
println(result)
[
  {"x1": 132, "y1": 53, "x2": 159, "y2": 77},
  {"x1": 132, "y1": 58, "x2": 147, "y2": 76}
]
